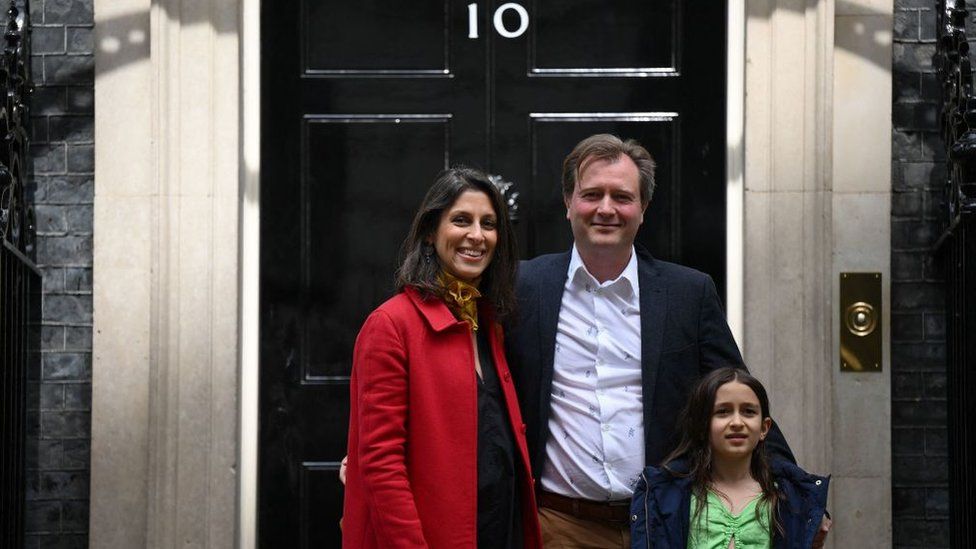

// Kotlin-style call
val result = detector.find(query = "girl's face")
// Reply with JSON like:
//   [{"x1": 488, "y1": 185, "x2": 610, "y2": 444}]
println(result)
[
  {"x1": 430, "y1": 190, "x2": 498, "y2": 283},
  {"x1": 709, "y1": 380, "x2": 773, "y2": 461}
]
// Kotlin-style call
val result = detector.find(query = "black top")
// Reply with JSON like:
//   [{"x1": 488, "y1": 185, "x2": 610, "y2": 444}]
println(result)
[{"x1": 475, "y1": 326, "x2": 522, "y2": 549}]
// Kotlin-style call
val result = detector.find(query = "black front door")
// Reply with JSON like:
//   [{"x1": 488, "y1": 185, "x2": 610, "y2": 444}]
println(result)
[{"x1": 260, "y1": 2, "x2": 726, "y2": 546}]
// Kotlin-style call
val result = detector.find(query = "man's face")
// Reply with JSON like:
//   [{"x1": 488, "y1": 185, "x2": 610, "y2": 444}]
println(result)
[{"x1": 564, "y1": 154, "x2": 647, "y2": 257}]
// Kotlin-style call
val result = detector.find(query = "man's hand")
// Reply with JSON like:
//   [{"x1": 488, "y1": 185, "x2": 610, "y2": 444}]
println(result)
[
  {"x1": 339, "y1": 455, "x2": 348, "y2": 485},
  {"x1": 811, "y1": 514, "x2": 832, "y2": 548}
]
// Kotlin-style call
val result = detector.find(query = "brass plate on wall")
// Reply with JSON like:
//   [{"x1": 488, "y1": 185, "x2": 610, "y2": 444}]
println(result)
[{"x1": 840, "y1": 272, "x2": 882, "y2": 372}]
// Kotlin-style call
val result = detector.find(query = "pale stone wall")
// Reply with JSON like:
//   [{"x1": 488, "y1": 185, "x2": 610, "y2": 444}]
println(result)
[
  {"x1": 831, "y1": 1, "x2": 894, "y2": 545},
  {"x1": 91, "y1": 0, "x2": 240, "y2": 546},
  {"x1": 742, "y1": 0, "x2": 893, "y2": 547}
]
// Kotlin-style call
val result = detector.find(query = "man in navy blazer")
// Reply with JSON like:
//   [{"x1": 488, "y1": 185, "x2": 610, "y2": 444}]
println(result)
[{"x1": 505, "y1": 134, "x2": 799, "y2": 547}]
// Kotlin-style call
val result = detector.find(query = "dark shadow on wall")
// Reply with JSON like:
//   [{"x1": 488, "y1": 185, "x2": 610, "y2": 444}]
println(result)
[
  {"x1": 747, "y1": 0, "x2": 895, "y2": 73},
  {"x1": 94, "y1": 4, "x2": 238, "y2": 78},
  {"x1": 91, "y1": 10, "x2": 149, "y2": 78}
]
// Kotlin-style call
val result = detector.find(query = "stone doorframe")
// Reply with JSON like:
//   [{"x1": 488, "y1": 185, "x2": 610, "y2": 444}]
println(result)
[
  {"x1": 91, "y1": 1, "x2": 892, "y2": 547},
  {"x1": 92, "y1": 0, "x2": 242, "y2": 546},
  {"x1": 743, "y1": 1, "x2": 893, "y2": 545}
]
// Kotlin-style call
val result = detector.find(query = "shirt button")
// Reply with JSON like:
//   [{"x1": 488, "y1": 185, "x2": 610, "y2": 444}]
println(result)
[
  {"x1": 815, "y1": 479, "x2": 822, "y2": 486},
  {"x1": 631, "y1": 514, "x2": 638, "y2": 522},
  {"x1": 602, "y1": 424, "x2": 611, "y2": 432}
]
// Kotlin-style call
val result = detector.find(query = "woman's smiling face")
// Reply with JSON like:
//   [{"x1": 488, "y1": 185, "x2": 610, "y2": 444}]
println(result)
[{"x1": 431, "y1": 189, "x2": 498, "y2": 284}]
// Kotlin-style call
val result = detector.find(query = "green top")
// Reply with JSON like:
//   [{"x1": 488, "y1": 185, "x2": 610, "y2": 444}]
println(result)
[{"x1": 687, "y1": 491, "x2": 771, "y2": 549}]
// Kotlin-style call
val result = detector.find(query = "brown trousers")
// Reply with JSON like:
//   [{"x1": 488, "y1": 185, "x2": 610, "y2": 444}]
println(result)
[{"x1": 538, "y1": 507, "x2": 631, "y2": 549}]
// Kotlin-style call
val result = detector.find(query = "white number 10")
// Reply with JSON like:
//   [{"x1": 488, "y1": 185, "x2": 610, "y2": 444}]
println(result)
[{"x1": 468, "y1": 2, "x2": 529, "y2": 39}]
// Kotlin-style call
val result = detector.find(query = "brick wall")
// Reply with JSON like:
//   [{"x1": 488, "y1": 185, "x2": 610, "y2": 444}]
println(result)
[
  {"x1": 892, "y1": 2, "x2": 950, "y2": 547},
  {"x1": 20, "y1": 0, "x2": 94, "y2": 547}
]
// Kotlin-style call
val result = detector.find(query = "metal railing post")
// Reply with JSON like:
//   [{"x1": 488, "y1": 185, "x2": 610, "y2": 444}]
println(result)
[
  {"x1": 0, "y1": 2, "x2": 36, "y2": 547},
  {"x1": 936, "y1": 1, "x2": 976, "y2": 545}
]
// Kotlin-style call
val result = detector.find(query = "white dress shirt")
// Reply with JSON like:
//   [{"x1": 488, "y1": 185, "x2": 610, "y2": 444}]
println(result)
[{"x1": 540, "y1": 245, "x2": 644, "y2": 501}]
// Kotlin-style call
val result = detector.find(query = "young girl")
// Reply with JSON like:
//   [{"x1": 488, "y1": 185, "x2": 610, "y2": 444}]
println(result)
[{"x1": 630, "y1": 367, "x2": 829, "y2": 549}]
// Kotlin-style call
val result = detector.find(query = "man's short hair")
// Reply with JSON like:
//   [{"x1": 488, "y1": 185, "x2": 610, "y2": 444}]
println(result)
[{"x1": 561, "y1": 134, "x2": 656, "y2": 206}]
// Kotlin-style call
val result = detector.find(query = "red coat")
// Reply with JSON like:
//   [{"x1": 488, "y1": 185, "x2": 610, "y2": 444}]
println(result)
[{"x1": 342, "y1": 287, "x2": 542, "y2": 549}]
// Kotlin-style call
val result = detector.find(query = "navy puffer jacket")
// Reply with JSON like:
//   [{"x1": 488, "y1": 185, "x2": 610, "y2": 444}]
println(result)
[{"x1": 630, "y1": 458, "x2": 829, "y2": 549}]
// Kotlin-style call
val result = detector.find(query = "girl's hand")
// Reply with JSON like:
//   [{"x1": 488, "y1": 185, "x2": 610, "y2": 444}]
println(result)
[
  {"x1": 339, "y1": 455, "x2": 348, "y2": 485},
  {"x1": 811, "y1": 514, "x2": 832, "y2": 548}
]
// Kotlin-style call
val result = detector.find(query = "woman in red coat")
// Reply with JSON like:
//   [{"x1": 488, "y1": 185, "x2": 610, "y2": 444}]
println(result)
[{"x1": 342, "y1": 167, "x2": 542, "y2": 549}]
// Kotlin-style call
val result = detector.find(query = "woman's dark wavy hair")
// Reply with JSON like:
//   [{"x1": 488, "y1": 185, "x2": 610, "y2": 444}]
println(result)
[
  {"x1": 661, "y1": 367, "x2": 783, "y2": 539},
  {"x1": 395, "y1": 166, "x2": 518, "y2": 320}
]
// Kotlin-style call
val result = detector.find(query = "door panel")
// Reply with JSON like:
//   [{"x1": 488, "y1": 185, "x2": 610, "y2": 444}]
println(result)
[
  {"x1": 301, "y1": 0, "x2": 451, "y2": 74},
  {"x1": 261, "y1": 1, "x2": 725, "y2": 546},
  {"x1": 530, "y1": 0, "x2": 678, "y2": 73},
  {"x1": 303, "y1": 115, "x2": 451, "y2": 380},
  {"x1": 300, "y1": 463, "x2": 345, "y2": 548}
]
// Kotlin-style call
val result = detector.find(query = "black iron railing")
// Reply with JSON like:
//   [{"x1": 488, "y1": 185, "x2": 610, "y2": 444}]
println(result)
[
  {"x1": 937, "y1": 1, "x2": 976, "y2": 546},
  {"x1": 0, "y1": 1, "x2": 36, "y2": 548}
]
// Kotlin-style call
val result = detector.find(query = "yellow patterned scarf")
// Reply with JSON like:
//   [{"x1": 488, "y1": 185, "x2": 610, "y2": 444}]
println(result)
[{"x1": 438, "y1": 271, "x2": 481, "y2": 331}]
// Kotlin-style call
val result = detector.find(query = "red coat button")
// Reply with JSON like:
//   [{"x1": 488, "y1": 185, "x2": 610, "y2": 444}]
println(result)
[{"x1": 503, "y1": 372, "x2": 511, "y2": 382}]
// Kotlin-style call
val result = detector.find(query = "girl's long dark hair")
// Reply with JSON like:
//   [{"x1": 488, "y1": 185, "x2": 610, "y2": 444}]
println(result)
[
  {"x1": 395, "y1": 166, "x2": 518, "y2": 320},
  {"x1": 661, "y1": 367, "x2": 783, "y2": 538}
]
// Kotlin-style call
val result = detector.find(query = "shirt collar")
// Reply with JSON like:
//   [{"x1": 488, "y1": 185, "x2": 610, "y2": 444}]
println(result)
[{"x1": 567, "y1": 244, "x2": 639, "y2": 297}]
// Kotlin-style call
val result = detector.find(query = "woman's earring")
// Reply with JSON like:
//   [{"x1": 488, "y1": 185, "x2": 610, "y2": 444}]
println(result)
[{"x1": 422, "y1": 243, "x2": 434, "y2": 263}]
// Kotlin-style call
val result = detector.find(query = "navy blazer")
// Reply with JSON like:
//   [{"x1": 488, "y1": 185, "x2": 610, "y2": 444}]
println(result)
[
  {"x1": 630, "y1": 458, "x2": 829, "y2": 549},
  {"x1": 504, "y1": 247, "x2": 795, "y2": 481}
]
